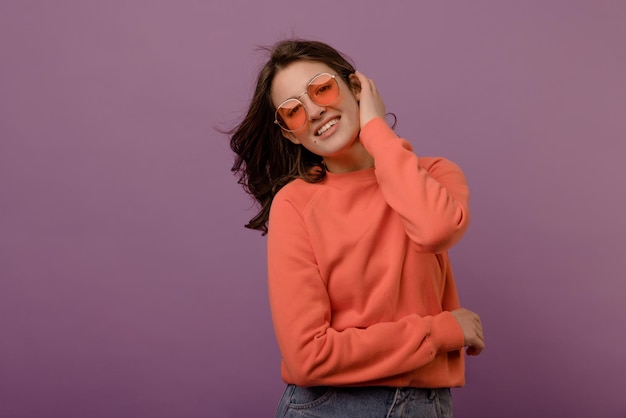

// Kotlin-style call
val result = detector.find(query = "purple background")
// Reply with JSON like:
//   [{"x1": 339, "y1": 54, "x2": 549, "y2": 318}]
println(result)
[{"x1": 1, "y1": 1, "x2": 625, "y2": 417}]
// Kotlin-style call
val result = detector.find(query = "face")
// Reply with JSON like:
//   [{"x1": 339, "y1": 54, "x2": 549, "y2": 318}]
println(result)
[{"x1": 270, "y1": 61, "x2": 361, "y2": 159}]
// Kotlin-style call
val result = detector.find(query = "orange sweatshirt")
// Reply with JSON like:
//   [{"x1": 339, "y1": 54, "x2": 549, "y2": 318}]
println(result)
[{"x1": 267, "y1": 117, "x2": 470, "y2": 388}]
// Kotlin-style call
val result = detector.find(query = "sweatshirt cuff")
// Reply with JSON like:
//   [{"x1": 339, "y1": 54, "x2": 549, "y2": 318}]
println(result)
[
  {"x1": 429, "y1": 311, "x2": 465, "y2": 353},
  {"x1": 359, "y1": 117, "x2": 413, "y2": 155}
]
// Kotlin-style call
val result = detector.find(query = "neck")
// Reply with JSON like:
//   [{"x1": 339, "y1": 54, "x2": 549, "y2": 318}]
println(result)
[{"x1": 323, "y1": 138, "x2": 374, "y2": 173}]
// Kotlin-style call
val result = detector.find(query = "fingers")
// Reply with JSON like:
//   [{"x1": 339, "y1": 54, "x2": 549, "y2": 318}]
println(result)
[
  {"x1": 354, "y1": 70, "x2": 386, "y2": 127},
  {"x1": 354, "y1": 70, "x2": 369, "y2": 86},
  {"x1": 469, "y1": 313, "x2": 484, "y2": 347},
  {"x1": 355, "y1": 71, "x2": 378, "y2": 95},
  {"x1": 467, "y1": 329, "x2": 485, "y2": 356},
  {"x1": 471, "y1": 312, "x2": 484, "y2": 342},
  {"x1": 467, "y1": 344, "x2": 484, "y2": 356}
]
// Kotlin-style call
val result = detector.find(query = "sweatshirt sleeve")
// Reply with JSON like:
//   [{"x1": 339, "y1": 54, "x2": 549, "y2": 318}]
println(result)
[
  {"x1": 267, "y1": 194, "x2": 465, "y2": 387},
  {"x1": 359, "y1": 117, "x2": 470, "y2": 253}
]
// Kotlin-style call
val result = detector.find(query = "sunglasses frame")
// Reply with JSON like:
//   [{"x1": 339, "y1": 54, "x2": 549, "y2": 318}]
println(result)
[{"x1": 274, "y1": 73, "x2": 340, "y2": 132}]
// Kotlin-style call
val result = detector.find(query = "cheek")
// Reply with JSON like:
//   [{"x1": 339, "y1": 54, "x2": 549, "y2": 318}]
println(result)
[
  {"x1": 346, "y1": 102, "x2": 361, "y2": 126},
  {"x1": 343, "y1": 93, "x2": 359, "y2": 114}
]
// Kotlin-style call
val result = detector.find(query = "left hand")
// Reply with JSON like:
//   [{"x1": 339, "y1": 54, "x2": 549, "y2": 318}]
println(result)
[
  {"x1": 451, "y1": 308, "x2": 485, "y2": 356},
  {"x1": 354, "y1": 71, "x2": 387, "y2": 129}
]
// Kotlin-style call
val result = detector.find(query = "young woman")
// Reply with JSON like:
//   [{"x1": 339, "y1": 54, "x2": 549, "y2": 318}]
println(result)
[{"x1": 229, "y1": 39, "x2": 485, "y2": 418}]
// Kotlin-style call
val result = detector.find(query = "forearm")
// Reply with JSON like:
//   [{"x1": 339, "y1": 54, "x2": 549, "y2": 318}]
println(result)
[
  {"x1": 272, "y1": 303, "x2": 464, "y2": 386},
  {"x1": 359, "y1": 118, "x2": 470, "y2": 252}
]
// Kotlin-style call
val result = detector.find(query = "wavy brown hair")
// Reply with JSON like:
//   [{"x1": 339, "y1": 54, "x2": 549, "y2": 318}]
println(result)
[{"x1": 229, "y1": 39, "x2": 357, "y2": 234}]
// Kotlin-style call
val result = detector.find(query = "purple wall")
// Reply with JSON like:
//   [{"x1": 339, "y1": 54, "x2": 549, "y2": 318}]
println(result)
[{"x1": 1, "y1": 1, "x2": 624, "y2": 417}]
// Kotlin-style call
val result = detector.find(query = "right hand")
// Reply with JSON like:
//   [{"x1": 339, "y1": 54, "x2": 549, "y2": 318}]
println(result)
[
  {"x1": 352, "y1": 71, "x2": 387, "y2": 129},
  {"x1": 451, "y1": 307, "x2": 485, "y2": 356}
]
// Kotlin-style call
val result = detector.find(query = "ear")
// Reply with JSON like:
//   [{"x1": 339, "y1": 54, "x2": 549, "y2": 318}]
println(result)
[
  {"x1": 281, "y1": 129, "x2": 300, "y2": 145},
  {"x1": 348, "y1": 73, "x2": 362, "y2": 101}
]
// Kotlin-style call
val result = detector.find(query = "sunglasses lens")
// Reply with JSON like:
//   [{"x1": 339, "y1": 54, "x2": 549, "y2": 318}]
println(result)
[
  {"x1": 275, "y1": 74, "x2": 340, "y2": 131},
  {"x1": 276, "y1": 99, "x2": 306, "y2": 131},
  {"x1": 308, "y1": 74, "x2": 339, "y2": 106}
]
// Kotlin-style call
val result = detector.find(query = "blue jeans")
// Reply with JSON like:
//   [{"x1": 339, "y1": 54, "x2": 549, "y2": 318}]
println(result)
[{"x1": 275, "y1": 385, "x2": 452, "y2": 418}]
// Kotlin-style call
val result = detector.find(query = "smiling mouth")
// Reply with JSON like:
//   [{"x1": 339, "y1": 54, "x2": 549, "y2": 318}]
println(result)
[{"x1": 316, "y1": 118, "x2": 339, "y2": 136}]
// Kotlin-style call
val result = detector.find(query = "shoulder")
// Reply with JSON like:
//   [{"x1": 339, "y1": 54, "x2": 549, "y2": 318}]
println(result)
[
  {"x1": 271, "y1": 177, "x2": 325, "y2": 215},
  {"x1": 275, "y1": 177, "x2": 321, "y2": 199}
]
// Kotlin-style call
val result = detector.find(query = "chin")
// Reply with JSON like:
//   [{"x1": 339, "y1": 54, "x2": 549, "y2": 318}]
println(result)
[{"x1": 318, "y1": 142, "x2": 355, "y2": 159}]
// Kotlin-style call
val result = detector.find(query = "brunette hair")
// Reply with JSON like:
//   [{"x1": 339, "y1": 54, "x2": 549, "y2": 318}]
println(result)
[{"x1": 229, "y1": 39, "x2": 357, "y2": 234}]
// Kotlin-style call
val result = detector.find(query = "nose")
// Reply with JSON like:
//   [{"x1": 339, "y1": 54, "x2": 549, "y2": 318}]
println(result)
[{"x1": 301, "y1": 95, "x2": 326, "y2": 120}]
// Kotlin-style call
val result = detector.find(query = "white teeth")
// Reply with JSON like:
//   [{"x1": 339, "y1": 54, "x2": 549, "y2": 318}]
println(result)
[{"x1": 317, "y1": 119, "x2": 338, "y2": 135}]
